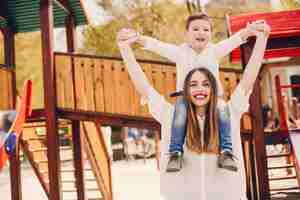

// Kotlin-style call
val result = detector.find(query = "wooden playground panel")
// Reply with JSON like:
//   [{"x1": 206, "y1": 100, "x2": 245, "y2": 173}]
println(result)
[
  {"x1": 0, "y1": 66, "x2": 14, "y2": 109},
  {"x1": 54, "y1": 52, "x2": 251, "y2": 129}
]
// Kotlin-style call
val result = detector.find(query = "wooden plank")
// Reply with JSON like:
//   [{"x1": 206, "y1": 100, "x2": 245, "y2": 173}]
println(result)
[
  {"x1": 83, "y1": 57, "x2": 96, "y2": 111},
  {"x1": 0, "y1": 69, "x2": 14, "y2": 109},
  {"x1": 127, "y1": 67, "x2": 137, "y2": 116},
  {"x1": 0, "y1": 70, "x2": 5, "y2": 109},
  {"x1": 163, "y1": 65, "x2": 176, "y2": 104},
  {"x1": 9, "y1": 139, "x2": 22, "y2": 200},
  {"x1": 55, "y1": 55, "x2": 74, "y2": 109},
  {"x1": 40, "y1": 1, "x2": 61, "y2": 200},
  {"x1": 82, "y1": 122, "x2": 113, "y2": 200},
  {"x1": 55, "y1": 55, "x2": 66, "y2": 108},
  {"x1": 93, "y1": 59, "x2": 105, "y2": 112},
  {"x1": 74, "y1": 57, "x2": 88, "y2": 110},
  {"x1": 71, "y1": 120, "x2": 86, "y2": 200},
  {"x1": 7, "y1": 70, "x2": 13, "y2": 109},
  {"x1": 118, "y1": 62, "x2": 131, "y2": 115},
  {"x1": 65, "y1": 15, "x2": 76, "y2": 52},
  {"x1": 242, "y1": 141, "x2": 251, "y2": 199},
  {"x1": 113, "y1": 61, "x2": 123, "y2": 114},
  {"x1": 242, "y1": 114, "x2": 252, "y2": 130},
  {"x1": 153, "y1": 64, "x2": 166, "y2": 96},
  {"x1": 103, "y1": 60, "x2": 115, "y2": 114}
]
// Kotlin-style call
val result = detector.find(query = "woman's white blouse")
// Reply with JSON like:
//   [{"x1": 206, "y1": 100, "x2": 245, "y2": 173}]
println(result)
[{"x1": 146, "y1": 84, "x2": 250, "y2": 200}]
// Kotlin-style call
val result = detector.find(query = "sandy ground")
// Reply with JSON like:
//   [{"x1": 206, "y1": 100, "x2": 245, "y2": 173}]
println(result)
[{"x1": 0, "y1": 158, "x2": 159, "y2": 200}]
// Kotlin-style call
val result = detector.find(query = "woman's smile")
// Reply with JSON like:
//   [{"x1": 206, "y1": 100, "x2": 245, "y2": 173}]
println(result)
[
  {"x1": 188, "y1": 71, "x2": 212, "y2": 107},
  {"x1": 192, "y1": 91, "x2": 208, "y2": 99},
  {"x1": 192, "y1": 91, "x2": 209, "y2": 102}
]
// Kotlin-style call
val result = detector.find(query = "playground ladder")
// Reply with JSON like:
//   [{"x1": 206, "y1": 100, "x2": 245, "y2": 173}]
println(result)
[
  {"x1": 266, "y1": 75, "x2": 300, "y2": 199},
  {"x1": 20, "y1": 121, "x2": 107, "y2": 199},
  {"x1": 267, "y1": 147, "x2": 300, "y2": 198}
]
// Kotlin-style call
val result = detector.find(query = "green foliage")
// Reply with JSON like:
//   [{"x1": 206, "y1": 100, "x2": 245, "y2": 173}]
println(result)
[
  {"x1": 281, "y1": 0, "x2": 300, "y2": 9},
  {"x1": 81, "y1": 1, "x2": 187, "y2": 60},
  {"x1": 0, "y1": 31, "x2": 44, "y2": 108},
  {"x1": 15, "y1": 32, "x2": 44, "y2": 108}
]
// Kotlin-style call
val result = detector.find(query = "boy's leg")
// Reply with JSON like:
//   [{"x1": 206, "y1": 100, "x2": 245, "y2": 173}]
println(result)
[
  {"x1": 167, "y1": 97, "x2": 188, "y2": 172},
  {"x1": 218, "y1": 102, "x2": 233, "y2": 153},
  {"x1": 217, "y1": 100, "x2": 238, "y2": 172}
]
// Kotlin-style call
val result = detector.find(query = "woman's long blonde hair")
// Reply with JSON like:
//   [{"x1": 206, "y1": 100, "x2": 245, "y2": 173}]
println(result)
[{"x1": 183, "y1": 68, "x2": 219, "y2": 154}]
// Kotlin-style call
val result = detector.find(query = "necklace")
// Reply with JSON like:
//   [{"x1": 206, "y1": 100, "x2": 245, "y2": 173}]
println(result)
[{"x1": 197, "y1": 113, "x2": 205, "y2": 120}]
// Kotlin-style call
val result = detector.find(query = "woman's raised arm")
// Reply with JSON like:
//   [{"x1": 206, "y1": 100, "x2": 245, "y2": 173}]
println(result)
[
  {"x1": 118, "y1": 29, "x2": 153, "y2": 101},
  {"x1": 238, "y1": 22, "x2": 270, "y2": 95}
]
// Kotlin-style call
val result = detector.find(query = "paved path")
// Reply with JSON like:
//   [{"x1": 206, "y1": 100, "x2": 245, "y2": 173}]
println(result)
[
  {"x1": 0, "y1": 159, "x2": 159, "y2": 200},
  {"x1": 1, "y1": 157, "x2": 300, "y2": 200}
]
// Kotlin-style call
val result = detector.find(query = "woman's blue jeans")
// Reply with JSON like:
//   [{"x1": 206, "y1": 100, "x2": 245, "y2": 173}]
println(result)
[{"x1": 169, "y1": 97, "x2": 233, "y2": 153}]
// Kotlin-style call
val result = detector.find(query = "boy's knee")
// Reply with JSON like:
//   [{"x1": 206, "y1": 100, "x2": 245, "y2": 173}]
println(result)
[
  {"x1": 174, "y1": 111, "x2": 186, "y2": 128},
  {"x1": 217, "y1": 99, "x2": 230, "y2": 119},
  {"x1": 173, "y1": 98, "x2": 187, "y2": 128}
]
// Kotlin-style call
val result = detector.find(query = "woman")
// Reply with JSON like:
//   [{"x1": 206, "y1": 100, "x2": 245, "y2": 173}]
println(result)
[{"x1": 118, "y1": 22, "x2": 270, "y2": 200}]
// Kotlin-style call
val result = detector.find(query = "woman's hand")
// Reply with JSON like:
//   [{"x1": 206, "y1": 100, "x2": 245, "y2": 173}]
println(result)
[
  {"x1": 239, "y1": 20, "x2": 270, "y2": 42},
  {"x1": 247, "y1": 20, "x2": 271, "y2": 38},
  {"x1": 117, "y1": 28, "x2": 140, "y2": 47}
]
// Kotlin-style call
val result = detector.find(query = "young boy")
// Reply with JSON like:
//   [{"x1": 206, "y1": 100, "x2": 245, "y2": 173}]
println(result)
[{"x1": 119, "y1": 13, "x2": 258, "y2": 172}]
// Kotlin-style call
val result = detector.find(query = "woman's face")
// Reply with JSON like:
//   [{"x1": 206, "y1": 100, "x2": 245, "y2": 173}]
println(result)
[{"x1": 188, "y1": 71, "x2": 212, "y2": 107}]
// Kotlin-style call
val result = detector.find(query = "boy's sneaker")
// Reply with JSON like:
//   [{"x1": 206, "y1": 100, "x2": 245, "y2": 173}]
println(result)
[
  {"x1": 166, "y1": 151, "x2": 183, "y2": 173},
  {"x1": 218, "y1": 151, "x2": 238, "y2": 172},
  {"x1": 1, "y1": 111, "x2": 17, "y2": 133}
]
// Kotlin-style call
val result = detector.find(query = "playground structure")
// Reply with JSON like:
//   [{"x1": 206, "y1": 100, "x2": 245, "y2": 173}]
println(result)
[
  {"x1": 228, "y1": 9, "x2": 300, "y2": 199},
  {"x1": 1, "y1": 1, "x2": 300, "y2": 200},
  {"x1": 0, "y1": 80, "x2": 32, "y2": 171}
]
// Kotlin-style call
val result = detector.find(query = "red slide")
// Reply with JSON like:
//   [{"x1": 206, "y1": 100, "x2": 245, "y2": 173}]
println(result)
[{"x1": 0, "y1": 80, "x2": 32, "y2": 171}]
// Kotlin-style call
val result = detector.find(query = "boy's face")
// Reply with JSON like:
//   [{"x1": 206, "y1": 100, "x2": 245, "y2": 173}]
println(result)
[{"x1": 186, "y1": 19, "x2": 212, "y2": 52}]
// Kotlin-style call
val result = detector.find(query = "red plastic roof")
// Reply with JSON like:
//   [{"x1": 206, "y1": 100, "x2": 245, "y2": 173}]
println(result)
[{"x1": 228, "y1": 9, "x2": 300, "y2": 63}]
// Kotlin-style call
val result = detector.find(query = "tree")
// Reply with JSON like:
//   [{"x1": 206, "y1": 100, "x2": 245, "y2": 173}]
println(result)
[
  {"x1": 281, "y1": 0, "x2": 300, "y2": 9},
  {"x1": 82, "y1": 0, "x2": 272, "y2": 68},
  {"x1": 82, "y1": 1, "x2": 181, "y2": 60}
]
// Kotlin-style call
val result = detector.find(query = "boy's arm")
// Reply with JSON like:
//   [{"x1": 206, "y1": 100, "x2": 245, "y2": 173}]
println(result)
[
  {"x1": 213, "y1": 27, "x2": 254, "y2": 60},
  {"x1": 137, "y1": 35, "x2": 181, "y2": 63}
]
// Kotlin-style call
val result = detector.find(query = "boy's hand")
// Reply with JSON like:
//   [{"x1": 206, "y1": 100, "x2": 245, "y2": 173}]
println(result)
[
  {"x1": 247, "y1": 20, "x2": 270, "y2": 37},
  {"x1": 117, "y1": 28, "x2": 140, "y2": 47}
]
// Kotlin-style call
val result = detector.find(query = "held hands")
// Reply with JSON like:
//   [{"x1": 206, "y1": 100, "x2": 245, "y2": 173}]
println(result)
[
  {"x1": 117, "y1": 28, "x2": 140, "y2": 47},
  {"x1": 246, "y1": 20, "x2": 271, "y2": 38}
]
